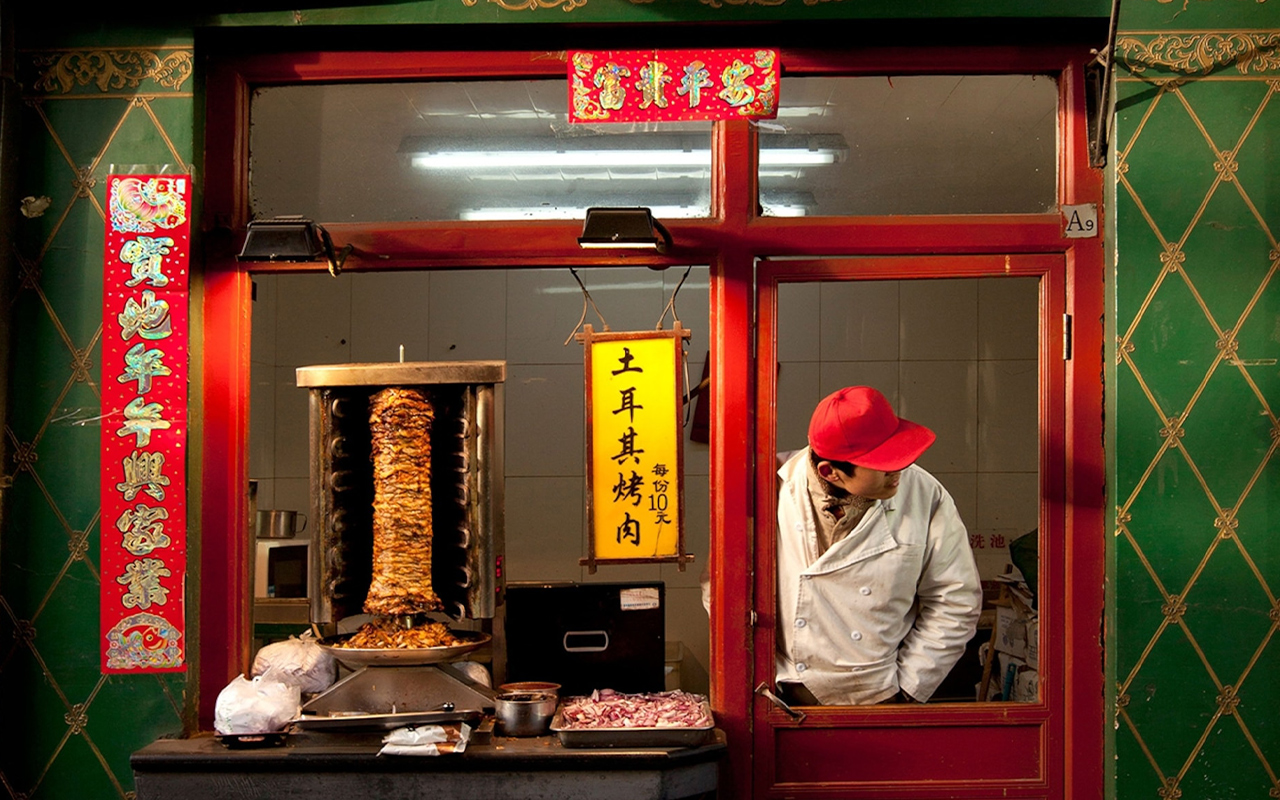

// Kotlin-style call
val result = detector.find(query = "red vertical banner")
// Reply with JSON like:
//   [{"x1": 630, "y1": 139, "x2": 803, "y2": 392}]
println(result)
[{"x1": 100, "y1": 174, "x2": 190, "y2": 673}]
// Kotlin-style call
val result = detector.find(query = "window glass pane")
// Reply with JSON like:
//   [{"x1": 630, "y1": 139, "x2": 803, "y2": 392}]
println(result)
[
  {"x1": 250, "y1": 81, "x2": 713, "y2": 222},
  {"x1": 761, "y1": 76, "x2": 1057, "y2": 217},
  {"x1": 774, "y1": 275, "x2": 1040, "y2": 703}
]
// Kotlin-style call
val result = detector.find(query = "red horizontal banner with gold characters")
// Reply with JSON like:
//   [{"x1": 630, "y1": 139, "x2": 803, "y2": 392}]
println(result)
[
  {"x1": 569, "y1": 49, "x2": 779, "y2": 124},
  {"x1": 100, "y1": 174, "x2": 190, "y2": 673}
]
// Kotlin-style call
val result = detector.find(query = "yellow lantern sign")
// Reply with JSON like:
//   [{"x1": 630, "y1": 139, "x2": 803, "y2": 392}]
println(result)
[{"x1": 579, "y1": 323, "x2": 693, "y2": 572}]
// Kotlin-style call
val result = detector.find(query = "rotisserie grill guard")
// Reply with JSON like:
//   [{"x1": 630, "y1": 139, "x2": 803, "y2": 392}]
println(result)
[{"x1": 297, "y1": 360, "x2": 505, "y2": 627}]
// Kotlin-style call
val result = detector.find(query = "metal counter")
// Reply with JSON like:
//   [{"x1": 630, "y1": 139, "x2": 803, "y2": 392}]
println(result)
[{"x1": 132, "y1": 728, "x2": 726, "y2": 800}]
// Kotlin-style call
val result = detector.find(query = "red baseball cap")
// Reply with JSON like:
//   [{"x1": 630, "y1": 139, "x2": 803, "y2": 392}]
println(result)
[{"x1": 807, "y1": 386, "x2": 936, "y2": 471}]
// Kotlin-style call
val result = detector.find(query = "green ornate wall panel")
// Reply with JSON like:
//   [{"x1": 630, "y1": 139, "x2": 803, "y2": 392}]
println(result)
[
  {"x1": 1, "y1": 45, "x2": 194, "y2": 800},
  {"x1": 1113, "y1": 21, "x2": 1280, "y2": 800},
  {"x1": 12, "y1": 0, "x2": 1112, "y2": 33}
]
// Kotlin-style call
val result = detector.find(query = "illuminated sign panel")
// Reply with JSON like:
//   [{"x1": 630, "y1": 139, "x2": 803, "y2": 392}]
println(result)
[{"x1": 581, "y1": 325, "x2": 692, "y2": 571}]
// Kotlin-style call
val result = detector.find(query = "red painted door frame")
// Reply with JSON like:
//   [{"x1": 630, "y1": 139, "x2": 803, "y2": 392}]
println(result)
[
  {"x1": 199, "y1": 45, "x2": 1103, "y2": 799},
  {"x1": 753, "y1": 253, "x2": 1066, "y2": 798}
]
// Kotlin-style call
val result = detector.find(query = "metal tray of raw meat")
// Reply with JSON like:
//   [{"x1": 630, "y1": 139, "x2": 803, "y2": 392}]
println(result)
[{"x1": 548, "y1": 699, "x2": 714, "y2": 748}]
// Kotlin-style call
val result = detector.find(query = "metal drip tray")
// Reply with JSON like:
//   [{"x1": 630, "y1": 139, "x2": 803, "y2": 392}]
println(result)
[
  {"x1": 295, "y1": 708, "x2": 484, "y2": 732},
  {"x1": 318, "y1": 630, "x2": 491, "y2": 668},
  {"x1": 296, "y1": 663, "x2": 496, "y2": 732}
]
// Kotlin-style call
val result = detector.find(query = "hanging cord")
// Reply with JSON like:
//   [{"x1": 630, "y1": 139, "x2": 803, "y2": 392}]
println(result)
[
  {"x1": 656, "y1": 264, "x2": 692, "y2": 331},
  {"x1": 563, "y1": 267, "x2": 611, "y2": 346},
  {"x1": 681, "y1": 341, "x2": 694, "y2": 428},
  {"x1": 654, "y1": 265, "x2": 696, "y2": 427}
]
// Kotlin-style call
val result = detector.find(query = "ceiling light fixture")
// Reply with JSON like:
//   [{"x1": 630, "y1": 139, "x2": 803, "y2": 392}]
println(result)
[{"x1": 402, "y1": 134, "x2": 846, "y2": 173}]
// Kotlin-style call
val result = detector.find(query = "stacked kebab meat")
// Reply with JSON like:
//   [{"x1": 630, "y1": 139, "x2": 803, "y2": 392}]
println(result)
[{"x1": 337, "y1": 386, "x2": 464, "y2": 650}]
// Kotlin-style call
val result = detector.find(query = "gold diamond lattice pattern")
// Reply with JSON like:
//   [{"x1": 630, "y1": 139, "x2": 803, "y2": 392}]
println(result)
[
  {"x1": 1114, "y1": 69, "x2": 1280, "y2": 799},
  {"x1": 2, "y1": 79, "x2": 192, "y2": 799}
]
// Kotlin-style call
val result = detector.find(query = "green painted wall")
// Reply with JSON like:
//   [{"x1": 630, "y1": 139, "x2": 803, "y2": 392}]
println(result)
[
  {"x1": 1, "y1": 41, "x2": 196, "y2": 799},
  {"x1": 3, "y1": 1, "x2": 1277, "y2": 798},
  {"x1": 1111, "y1": 3, "x2": 1280, "y2": 799}
]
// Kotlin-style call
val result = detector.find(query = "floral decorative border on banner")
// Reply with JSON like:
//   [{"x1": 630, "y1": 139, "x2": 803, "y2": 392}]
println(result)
[
  {"x1": 569, "y1": 48, "x2": 779, "y2": 123},
  {"x1": 100, "y1": 174, "x2": 190, "y2": 673}
]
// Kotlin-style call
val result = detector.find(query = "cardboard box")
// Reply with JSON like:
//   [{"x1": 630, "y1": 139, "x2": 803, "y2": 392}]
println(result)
[
  {"x1": 994, "y1": 604, "x2": 1031, "y2": 659},
  {"x1": 1012, "y1": 665, "x2": 1039, "y2": 703}
]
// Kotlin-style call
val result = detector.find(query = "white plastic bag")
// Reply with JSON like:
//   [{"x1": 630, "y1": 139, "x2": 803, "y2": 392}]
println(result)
[
  {"x1": 214, "y1": 671, "x2": 301, "y2": 734},
  {"x1": 378, "y1": 723, "x2": 471, "y2": 756},
  {"x1": 251, "y1": 631, "x2": 336, "y2": 694}
]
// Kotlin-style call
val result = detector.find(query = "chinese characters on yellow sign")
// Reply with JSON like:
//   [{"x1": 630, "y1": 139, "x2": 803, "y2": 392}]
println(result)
[{"x1": 581, "y1": 324, "x2": 692, "y2": 572}]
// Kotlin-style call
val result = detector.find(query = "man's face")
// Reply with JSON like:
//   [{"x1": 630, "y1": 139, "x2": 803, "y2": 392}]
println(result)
[{"x1": 821, "y1": 462, "x2": 903, "y2": 500}]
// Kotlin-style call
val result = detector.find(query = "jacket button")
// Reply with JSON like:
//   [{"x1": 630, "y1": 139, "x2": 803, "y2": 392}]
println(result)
[
  {"x1": 795, "y1": 618, "x2": 806, "y2": 628},
  {"x1": 796, "y1": 662, "x2": 807, "y2": 672},
  {"x1": 859, "y1": 587, "x2": 871, "y2": 595},
  {"x1": 850, "y1": 631, "x2": 863, "y2": 641}
]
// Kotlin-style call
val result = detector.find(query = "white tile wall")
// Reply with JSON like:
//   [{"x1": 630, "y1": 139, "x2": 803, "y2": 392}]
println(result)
[
  {"x1": 273, "y1": 365, "x2": 310, "y2": 479},
  {"x1": 978, "y1": 359, "x2": 1039, "y2": 473},
  {"x1": 776, "y1": 281, "x2": 821, "y2": 363},
  {"x1": 819, "y1": 361, "x2": 900, "y2": 405},
  {"x1": 776, "y1": 360, "x2": 820, "y2": 452},
  {"x1": 577, "y1": 267, "x2": 667, "y2": 334},
  {"x1": 506, "y1": 269, "x2": 591, "y2": 366},
  {"x1": 428, "y1": 270, "x2": 507, "y2": 361},
  {"x1": 979, "y1": 277, "x2": 1039, "y2": 361},
  {"x1": 819, "y1": 280, "x2": 901, "y2": 362},
  {"x1": 504, "y1": 475, "x2": 585, "y2": 583},
  {"x1": 902, "y1": 359, "x2": 978, "y2": 473},
  {"x1": 274, "y1": 272, "x2": 353, "y2": 365},
  {"x1": 900, "y1": 279, "x2": 978, "y2": 362},
  {"x1": 350, "y1": 270, "x2": 433, "y2": 363},
  {"x1": 504, "y1": 363, "x2": 584, "y2": 477},
  {"x1": 250, "y1": 275, "x2": 278, "y2": 366},
  {"x1": 975, "y1": 471, "x2": 1039, "y2": 531}
]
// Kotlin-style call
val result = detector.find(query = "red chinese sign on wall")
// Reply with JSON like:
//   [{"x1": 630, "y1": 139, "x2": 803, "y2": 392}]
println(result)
[
  {"x1": 100, "y1": 174, "x2": 190, "y2": 673},
  {"x1": 569, "y1": 49, "x2": 779, "y2": 124}
]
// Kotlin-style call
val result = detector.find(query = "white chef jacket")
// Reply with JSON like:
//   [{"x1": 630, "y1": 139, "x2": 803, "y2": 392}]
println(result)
[{"x1": 775, "y1": 449, "x2": 981, "y2": 704}]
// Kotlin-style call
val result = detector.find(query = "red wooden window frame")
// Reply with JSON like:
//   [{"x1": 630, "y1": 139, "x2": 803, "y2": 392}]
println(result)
[
  {"x1": 200, "y1": 45, "x2": 1103, "y2": 799},
  {"x1": 754, "y1": 254, "x2": 1066, "y2": 799}
]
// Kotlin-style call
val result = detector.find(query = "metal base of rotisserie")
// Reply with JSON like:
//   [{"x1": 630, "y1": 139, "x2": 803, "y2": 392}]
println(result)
[{"x1": 296, "y1": 663, "x2": 497, "y2": 731}]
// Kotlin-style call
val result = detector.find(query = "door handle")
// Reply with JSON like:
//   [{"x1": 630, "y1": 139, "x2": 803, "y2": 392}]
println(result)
[{"x1": 755, "y1": 682, "x2": 806, "y2": 723}]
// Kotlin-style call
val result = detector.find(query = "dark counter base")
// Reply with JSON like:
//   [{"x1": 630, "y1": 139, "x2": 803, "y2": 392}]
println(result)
[{"x1": 132, "y1": 729, "x2": 726, "y2": 800}]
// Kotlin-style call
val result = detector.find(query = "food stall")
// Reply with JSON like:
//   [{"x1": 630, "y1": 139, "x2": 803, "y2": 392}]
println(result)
[
  {"x1": 132, "y1": 356, "x2": 724, "y2": 797},
  {"x1": 124, "y1": 24, "x2": 1106, "y2": 799}
]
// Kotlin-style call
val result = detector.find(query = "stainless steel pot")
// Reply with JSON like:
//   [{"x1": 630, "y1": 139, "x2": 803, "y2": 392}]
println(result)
[
  {"x1": 494, "y1": 691, "x2": 557, "y2": 737},
  {"x1": 255, "y1": 509, "x2": 307, "y2": 539}
]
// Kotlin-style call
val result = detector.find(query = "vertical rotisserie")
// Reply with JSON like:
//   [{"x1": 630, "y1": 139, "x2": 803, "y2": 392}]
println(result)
[{"x1": 364, "y1": 386, "x2": 444, "y2": 616}]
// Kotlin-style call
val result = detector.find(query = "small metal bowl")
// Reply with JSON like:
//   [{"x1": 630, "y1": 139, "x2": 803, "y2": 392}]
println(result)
[{"x1": 494, "y1": 691, "x2": 557, "y2": 737}]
